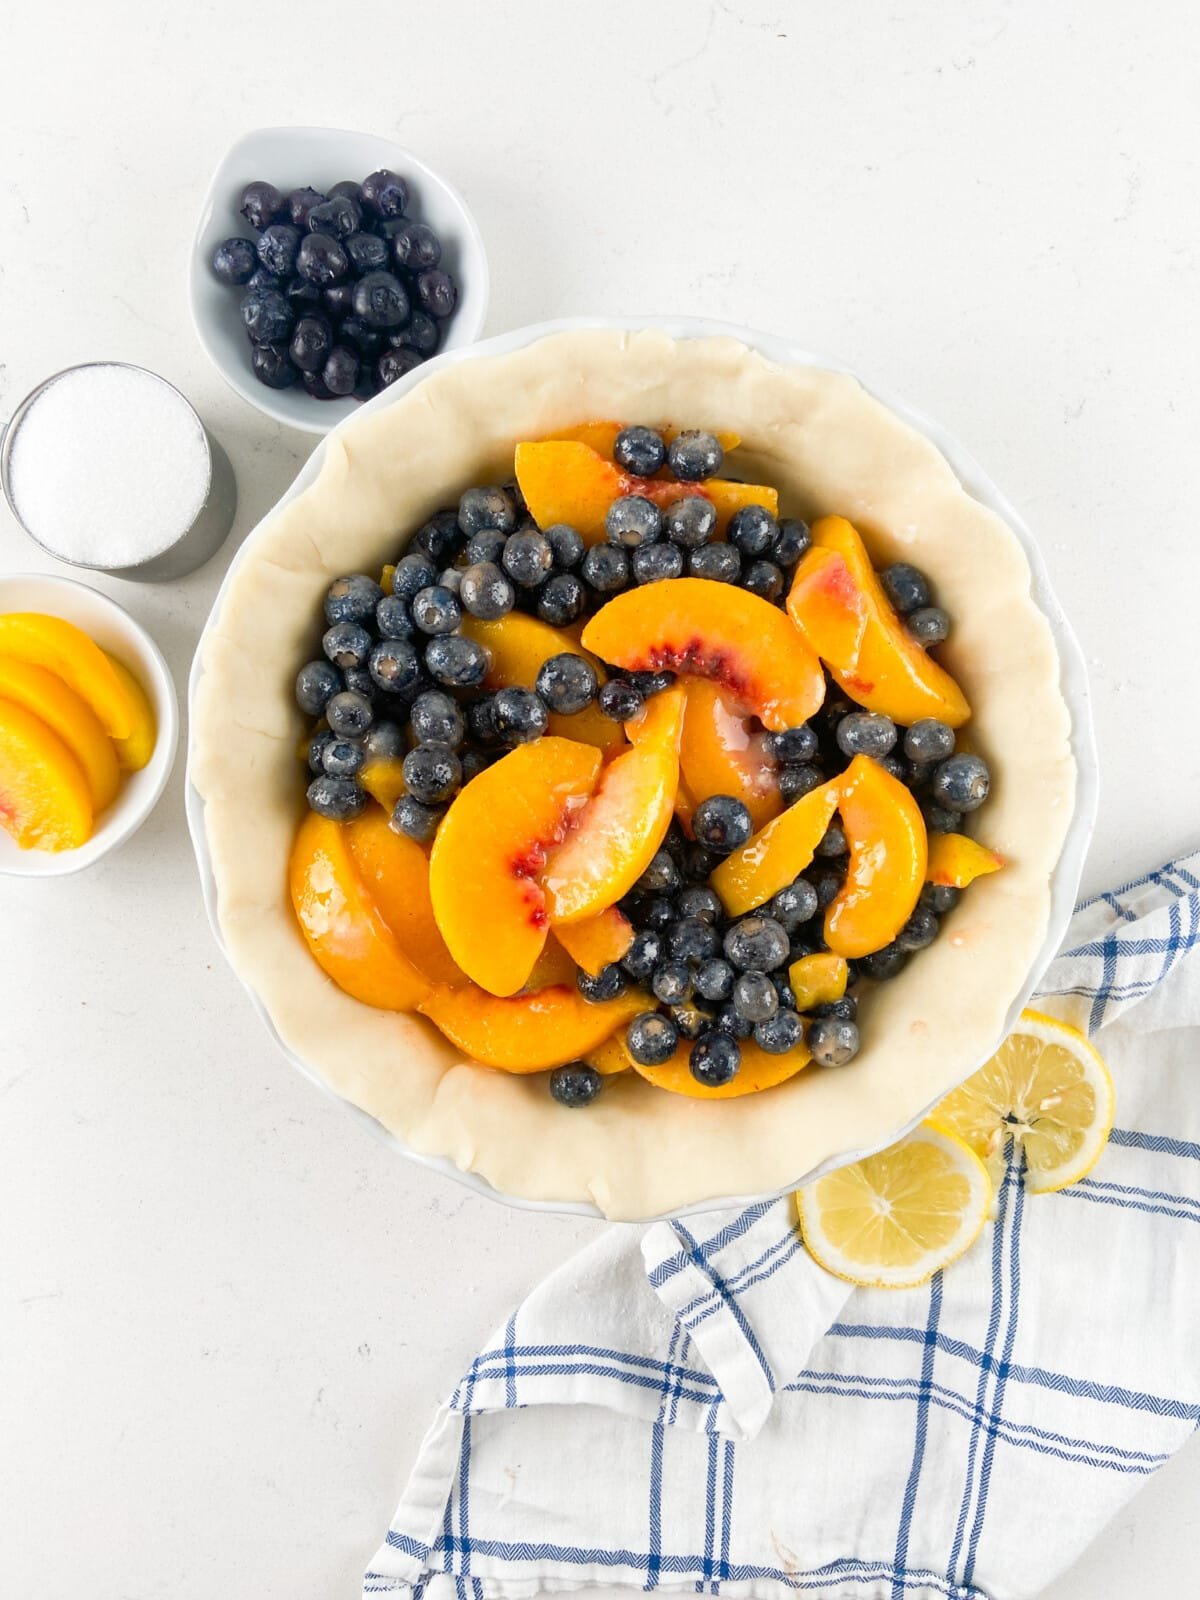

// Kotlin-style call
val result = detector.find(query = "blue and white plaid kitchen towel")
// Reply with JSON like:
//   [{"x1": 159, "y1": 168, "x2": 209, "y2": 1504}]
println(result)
[{"x1": 365, "y1": 851, "x2": 1200, "y2": 1600}]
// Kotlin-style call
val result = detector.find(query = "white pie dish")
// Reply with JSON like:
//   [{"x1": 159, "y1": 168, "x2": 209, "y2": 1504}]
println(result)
[
  {"x1": 189, "y1": 124, "x2": 489, "y2": 434},
  {"x1": 0, "y1": 573, "x2": 179, "y2": 877},
  {"x1": 186, "y1": 316, "x2": 1097, "y2": 1220}
]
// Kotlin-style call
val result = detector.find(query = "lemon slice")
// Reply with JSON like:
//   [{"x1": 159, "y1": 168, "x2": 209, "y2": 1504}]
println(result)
[
  {"x1": 934, "y1": 1008, "x2": 1115, "y2": 1195},
  {"x1": 795, "y1": 1123, "x2": 991, "y2": 1289}
]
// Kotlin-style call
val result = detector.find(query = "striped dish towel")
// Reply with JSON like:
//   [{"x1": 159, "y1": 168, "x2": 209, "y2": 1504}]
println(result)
[{"x1": 364, "y1": 852, "x2": 1200, "y2": 1600}]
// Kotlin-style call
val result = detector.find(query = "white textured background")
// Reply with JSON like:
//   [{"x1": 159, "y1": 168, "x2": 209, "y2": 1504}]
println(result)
[{"x1": 2, "y1": 3, "x2": 1198, "y2": 1596}]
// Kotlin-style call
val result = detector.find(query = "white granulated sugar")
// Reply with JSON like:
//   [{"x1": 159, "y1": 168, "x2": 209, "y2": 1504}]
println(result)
[{"x1": 8, "y1": 365, "x2": 210, "y2": 568}]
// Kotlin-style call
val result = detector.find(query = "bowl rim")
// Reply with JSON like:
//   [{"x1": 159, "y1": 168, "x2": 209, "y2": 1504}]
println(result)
[
  {"x1": 185, "y1": 313, "x2": 1098, "y2": 1219},
  {"x1": 0, "y1": 570, "x2": 180, "y2": 877},
  {"x1": 187, "y1": 123, "x2": 491, "y2": 436}
]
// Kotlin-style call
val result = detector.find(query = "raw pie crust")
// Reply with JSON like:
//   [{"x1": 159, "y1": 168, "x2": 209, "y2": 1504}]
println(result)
[{"x1": 192, "y1": 329, "x2": 1076, "y2": 1220}]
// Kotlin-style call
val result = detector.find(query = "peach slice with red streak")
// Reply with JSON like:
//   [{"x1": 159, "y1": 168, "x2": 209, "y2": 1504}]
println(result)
[
  {"x1": 418, "y1": 982, "x2": 644, "y2": 1072},
  {"x1": 542, "y1": 685, "x2": 685, "y2": 925},
  {"x1": 429, "y1": 737, "x2": 602, "y2": 996},
  {"x1": 710, "y1": 775, "x2": 841, "y2": 916},
  {"x1": 546, "y1": 422, "x2": 741, "y2": 462},
  {"x1": 679, "y1": 679, "x2": 782, "y2": 834},
  {"x1": 460, "y1": 612, "x2": 624, "y2": 755},
  {"x1": 625, "y1": 1035, "x2": 811, "y2": 1099},
  {"x1": 554, "y1": 906, "x2": 635, "y2": 976},
  {"x1": 344, "y1": 807, "x2": 466, "y2": 987},
  {"x1": 581, "y1": 579, "x2": 825, "y2": 733},
  {"x1": 927, "y1": 832, "x2": 1003, "y2": 889},
  {"x1": 289, "y1": 811, "x2": 433, "y2": 1010},
  {"x1": 825, "y1": 755, "x2": 927, "y2": 959},
  {"x1": 514, "y1": 440, "x2": 777, "y2": 546},
  {"x1": 0, "y1": 696, "x2": 94, "y2": 850},
  {"x1": 786, "y1": 516, "x2": 970, "y2": 728}
]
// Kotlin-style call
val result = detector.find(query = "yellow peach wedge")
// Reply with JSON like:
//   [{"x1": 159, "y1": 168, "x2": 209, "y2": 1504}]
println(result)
[
  {"x1": 0, "y1": 697, "x2": 93, "y2": 851},
  {"x1": 927, "y1": 832, "x2": 1004, "y2": 889},
  {"x1": 344, "y1": 807, "x2": 466, "y2": 987},
  {"x1": 629, "y1": 1036, "x2": 811, "y2": 1099},
  {"x1": 0, "y1": 656, "x2": 119, "y2": 812},
  {"x1": 679, "y1": 679, "x2": 782, "y2": 834},
  {"x1": 710, "y1": 776, "x2": 841, "y2": 916},
  {"x1": 788, "y1": 953, "x2": 850, "y2": 1012},
  {"x1": 825, "y1": 755, "x2": 928, "y2": 959},
  {"x1": 553, "y1": 906, "x2": 635, "y2": 976},
  {"x1": 100, "y1": 652, "x2": 157, "y2": 771},
  {"x1": 418, "y1": 982, "x2": 644, "y2": 1072},
  {"x1": 0, "y1": 613, "x2": 142, "y2": 753}
]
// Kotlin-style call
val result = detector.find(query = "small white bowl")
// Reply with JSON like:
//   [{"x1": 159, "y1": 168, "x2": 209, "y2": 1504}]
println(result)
[
  {"x1": 189, "y1": 125, "x2": 490, "y2": 435},
  {"x1": 0, "y1": 573, "x2": 179, "y2": 877}
]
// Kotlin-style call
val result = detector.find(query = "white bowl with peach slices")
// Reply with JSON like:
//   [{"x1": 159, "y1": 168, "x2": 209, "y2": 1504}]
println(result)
[{"x1": 186, "y1": 318, "x2": 1096, "y2": 1220}]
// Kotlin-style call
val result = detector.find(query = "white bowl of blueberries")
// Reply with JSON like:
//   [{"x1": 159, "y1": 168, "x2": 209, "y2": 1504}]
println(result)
[{"x1": 189, "y1": 126, "x2": 489, "y2": 434}]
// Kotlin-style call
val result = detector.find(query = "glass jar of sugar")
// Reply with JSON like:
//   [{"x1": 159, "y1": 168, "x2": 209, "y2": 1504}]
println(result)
[{"x1": 1, "y1": 363, "x2": 237, "y2": 580}]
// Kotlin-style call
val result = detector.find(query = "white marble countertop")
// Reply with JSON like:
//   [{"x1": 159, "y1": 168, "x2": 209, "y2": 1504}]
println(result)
[{"x1": 2, "y1": 3, "x2": 1198, "y2": 1595}]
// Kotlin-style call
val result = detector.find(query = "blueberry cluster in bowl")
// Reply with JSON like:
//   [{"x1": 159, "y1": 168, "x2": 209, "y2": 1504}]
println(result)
[{"x1": 210, "y1": 171, "x2": 459, "y2": 401}]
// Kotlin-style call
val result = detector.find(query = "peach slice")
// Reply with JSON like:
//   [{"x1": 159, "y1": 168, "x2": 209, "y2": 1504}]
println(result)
[
  {"x1": 710, "y1": 776, "x2": 841, "y2": 916},
  {"x1": 627, "y1": 1036, "x2": 810, "y2": 1099},
  {"x1": 360, "y1": 756, "x2": 408, "y2": 812},
  {"x1": 461, "y1": 612, "x2": 624, "y2": 755},
  {"x1": 786, "y1": 516, "x2": 970, "y2": 728},
  {"x1": 679, "y1": 679, "x2": 782, "y2": 833},
  {"x1": 825, "y1": 754, "x2": 928, "y2": 959},
  {"x1": 344, "y1": 807, "x2": 466, "y2": 987},
  {"x1": 429, "y1": 737, "x2": 602, "y2": 996},
  {"x1": 546, "y1": 422, "x2": 741, "y2": 461},
  {"x1": 523, "y1": 936, "x2": 582, "y2": 992},
  {"x1": 0, "y1": 697, "x2": 93, "y2": 850},
  {"x1": 927, "y1": 832, "x2": 1004, "y2": 889},
  {"x1": 0, "y1": 656, "x2": 119, "y2": 811},
  {"x1": 289, "y1": 811, "x2": 432, "y2": 1011},
  {"x1": 515, "y1": 440, "x2": 778, "y2": 546},
  {"x1": 0, "y1": 614, "x2": 151, "y2": 758},
  {"x1": 418, "y1": 982, "x2": 644, "y2": 1072},
  {"x1": 101, "y1": 653, "x2": 157, "y2": 771},
  {"x1": 581, "y1": 578, "x2": 825, "y2": 733},
  {"x1": 542, "y1": 685, "x2": 685, "y2": 924},
  {"x1": 591, "y1": 1032, "x2": 635, "y2": 1076},
  {"x1": 788, "y1": 952, "x2": 850, "y2": 1012},
  {"x1": 553, "y1": 906, "x2": 635, "y2": 976}
]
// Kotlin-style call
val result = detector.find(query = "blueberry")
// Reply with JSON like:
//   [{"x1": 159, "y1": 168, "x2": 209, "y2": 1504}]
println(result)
[
  {"x1": 295, "y1": 232, "x2": 350, "y2": 286},
  {"x1": 673, "y1": 1001, "x2": 717, "y2": 1041},
  {"x1": 410, "y1": 689, "x2": 465, "y2": 748},
  {"x1": 286, "y1": 186, "x2": 326, "y2": 227},
  {"x1": 322, "y1": 346, "x2": 359, "y2": 396},
  {"x1": 389, "y1": 221, "x2": 441, "y2": 270},
  {"x1": 668, "y1": 917, "x2": 720, "y2": 965},
  {"x1": 492, "y1": 686, "x2": 549, "y2": 745},
  {"x1": 499, "y1": 530, "x2": 551, "y2": 589},
  {"x1": 811, "y1": 995, "x2": 858, "y2": 1023},
  {"x1": 608, "y1": 425, "x2": 663, "y2": 476},
  {"x1": 728, "y1": 504, "x2": 778, "y2": 557},
  {"x1": 536, "y1": 652, "x2": 598, "y2": 714},
  {"x1": 694, "y1": 957, "x2": 735, "y2": 1003},
  {"x1": 321, "y1": 736, "x2": 365, "y2": 778},
  {"x1": 859, "y1": 943, "x2": 907, "y2": 980},
  {"x1": 241, "y1": 287, "x2": 294, "y2": 345},
  {"x1": 341, "y1": 666, "x2": 379, "y2": 700},
  {"x1": 338, "y1": 315, "x2": 385, "y2": 358},
  {"x1": 425, "y1": 634, "x2": 489, "y2": 689},
  {"x1": 248, "y1": 344, "x2": 295, "y2": 388},
  {"x1": 391, "y1": 793, "x2": 443, "y2": 844},
  {"x1": 458, "y1": 486, "x2": 517, "y2": 537},
  {"x1": 368, "y1": 640, "x2": 421, "y2": 695},
  {"x1": 307, "y1": 729, "x2": 336, "y2": 773},
  {"x1": 306, "y1": 774, "x2": 366, "y2": 821},
  {"x1": 392, "y1": 552, "x2": 438, "y2": 600},
  {"x1": 837, "y1": 712, "x2": 898, "y2": 759},
  {"x1": 724, "y1": 915, "x2": 789, "y2": 972},
  {"x1": 767, "y1": 725, "x2": 816, "y2": 764},
  {"x1": 323, "y1": 621, "x2": 373, "y2": 670},
  {"x1": 687, "y1": 543, "x2": 741, "y2": 583},
  {"x1": 923, "y1": 801, "x2": 963, "y2": 834},
  {"x1": 412, "y1": 511, "x2": 464, "y2": 565},
  {"x1": 932, "y1": 753, "x2": 990, "y2": 812},
  {"x1": 652, "y1": 962, "x2": 692, "y2": 1005},
  {"x1": 322, "y1": 282, "x2": 355, "y2": 320},
  {"x1": 732, "y1": 971, "x2": 778, "y2": 1023},
  {"x1": 537, "y1": 573, "x2": 587, "y2": 625},
  {"x1": 773, "y1": 518, "x2": 811, "y2": 567},
  {"x1": 363, "y1": 720, "x2": 406, "y2": 763},
  {"x1": 638, "y1": 895, "x2": 677, "y2": 933},
  {"x1": 808, "y1": 867, "x2": 844, "y2": 909},
  {"x1": 768, "y1": 878, "x2": 819, "y2": 931},
  {"x1": 690, "y1": 1031, "x2": 740, "y2": 1086},
  {"x1": 307, "y1": 195, "x2": 362, "y2": 239},
  {"x1": 256, "y1": 223, "x2": 301, "y2": 277},
  {"x1": 904, "y1": 719, "x2": 955, "y2": 764},
  {"x1": 896, "y1": 907, "x2": 940, "y2": 952},
  {"x1": 352, "y1": 269, "x2": 410, "y2": 329},
  {"x1": 295, "y1": 659, "x2": 342, "y2": 716},
  {"x1": 454, "y1": 561, "x2": 511, "y2": 622},
  {"x1": 375, "y1": 595, "x2": 414, "y2": 639},
  {"x1": 815, "y1": 823, "x2": 848, "y2": 858},
  {"x1": 245, "y1": 266, "x2": 281, "y2": 293},
  {"x1": 342, "y1": 229, "x2": 389, "y2": 274},
  {"x1": 692, "y1": 795, "x2": 753, "y2": 854},
  {"x1": 377, "y1": 347, "x2": 424, "y2": 388},
  {"x1": 606, "y1": 495, "x2": 662, "y2": 548},
  {"x1": 681, "y1": 841, "x2": 720, "y2": 881},
  {"x1": 411, "y1": 584, "x2": 462, "y2": 636},
  {"x1": 403, "y1": 743, "x2": 461, "y2": 804},
  {"x1": 286, "y1": 276, "x2": 323, "y2": 309},
  {"x1": 390, "y1": 309, "x2": 440, "y2": 355},
  {"x1": 467, "y1": 698, "x2": 501, "y2": 748},
  {"x1": 626, "y1": 1011, "x2": 679, "y2": 1066},
  {"x1": 323, "y1": 574, "x2": 382, "y2": 629},
  {"x1": 908, "y1": 606, "x2": 951, "y2": 646},
  {"x1": 290, "y1": 314, "x2": 334, "y2": 373},
  {"x1": 239, "y1": 180, "x2": 283, "y2": 229},
  {"x1": 577, "y1": 963, "x2": 629, "y2": 1003},
  {"x1": 327, "y1": 180, "x2": 362, "y2": 203},
  {"x1": 664, "y1": 496, "x2": 717, "y2": 548},
  {"x1": 754, "y1": 1009, "x2": 804, "y2": 1054},
  {"x1": 360, "y1": 168, "x2": 410, "y2": 219},
  {"x1": 881, "y1": 563, "x2": 930, "y2": 615},
  {"x1": 300, "y1": 370, "x2": 336, "y2": 401},
  {"x1": 460, "y1": 750, "x2": 491, "y2": 784},
  {"x1": 464, "y1": 529, "x2": 507, "y2": 566},
  {"x1": 668, "y1": 430, "x2": 723, "y2": 482},
  {"x1": 779, "y1": 764, "x2": 825, "y2": 805},
  {"x1": 714, "y1": 1005, "x2": 754, "y2": 1041},
  {"x1": 741, "y1": 559, "x2": 784, "y2": 601},
  {"x1": 639, "y1": 850, "x2": 682, "y2": 894},
  {"x1": 622, "y1": 929, "x2": 663, "y2": 980},
  {"x1": 632, "y1": 542, "x2": 685, "y2": 584},
  {"x1": 211, "y1": 237, "x2": 258, "y2": 285},
  {"x1": 807, "y1": 1016, "x2": 860, "y2": 1067},
  {"x1": 416, "y1": 269, "x2": 458, "y2": 318},
  {"x1": 549, "y1": 1061, "x2": 601, "y2": 1107},
  {"x1": 677, "y1": 885, "x2": 722, "y2": 923},
  {"x1": 598, "y1": 680, "x2": 644, "y2": 722},
  {"x1": 545, "y1": 523, "x2": 584, "y2": 570},
  {"x1": 582, "y1": 544, "x2": 629, "y2": 593}
]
